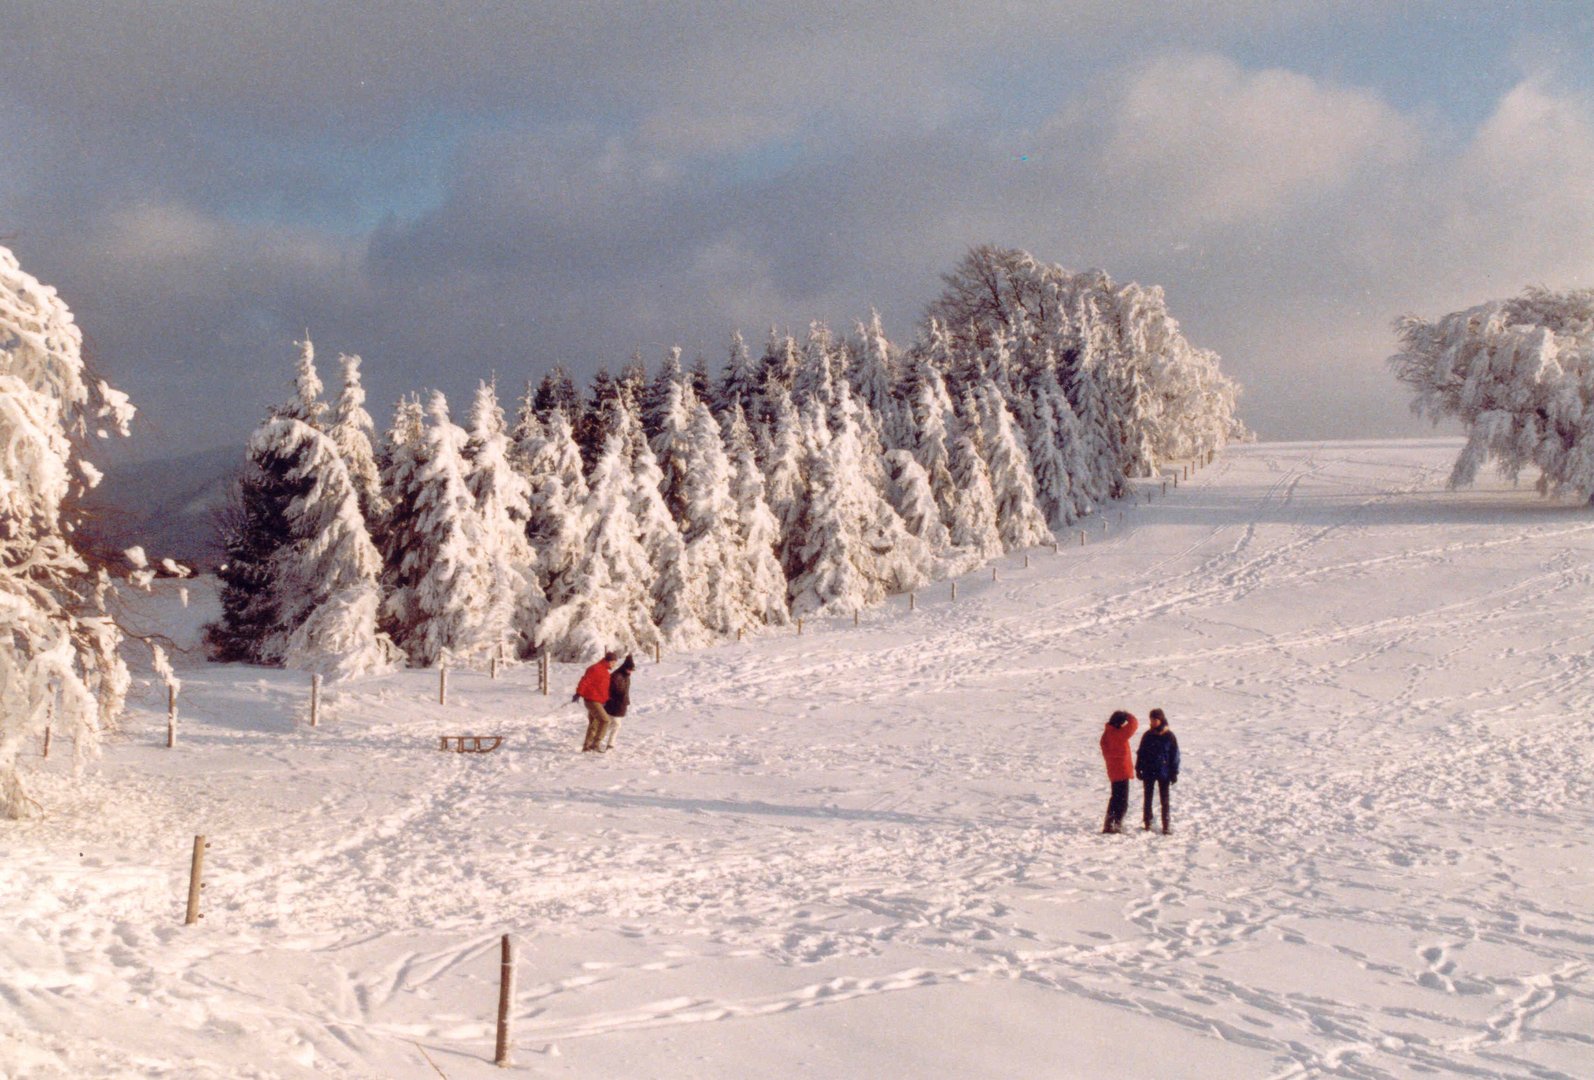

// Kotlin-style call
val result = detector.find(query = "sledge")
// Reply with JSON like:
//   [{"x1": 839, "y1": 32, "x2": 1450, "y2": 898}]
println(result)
[{"x1": 438, "y1": 735, "x2": 503, "y2": 753}]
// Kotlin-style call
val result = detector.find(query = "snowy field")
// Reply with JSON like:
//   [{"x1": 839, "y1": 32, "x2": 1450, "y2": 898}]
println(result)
[{"x1": 4, "y1": 438, "x2": 1593, "y2": 1079}]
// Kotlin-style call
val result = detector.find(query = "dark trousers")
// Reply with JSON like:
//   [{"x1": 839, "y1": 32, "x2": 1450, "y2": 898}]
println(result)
[
  {"x1": 1104, "y1": 780, "x2": 1130, "y2": 831},
  {"x1": 1142, "y1": 779, "x2": 1171, "y2": 830}
]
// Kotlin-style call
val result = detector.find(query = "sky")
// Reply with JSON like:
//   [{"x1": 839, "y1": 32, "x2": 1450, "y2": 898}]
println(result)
[{"x1": 5, "y1": 2, "x2": 1594, "y2": 462}]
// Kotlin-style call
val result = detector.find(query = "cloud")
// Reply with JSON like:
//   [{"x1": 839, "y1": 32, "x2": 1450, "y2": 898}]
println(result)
[{"x1": 5, "y1": 8, "x2": 1594, "y2": 456}]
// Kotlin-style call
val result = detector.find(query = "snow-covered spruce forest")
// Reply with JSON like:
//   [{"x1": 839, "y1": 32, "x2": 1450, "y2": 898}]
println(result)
[{"x1": 211, "y1": 247, "x2": 1243, "y2": 677}]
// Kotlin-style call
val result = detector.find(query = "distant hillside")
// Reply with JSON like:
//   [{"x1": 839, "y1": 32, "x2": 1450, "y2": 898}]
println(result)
[{"x1": 80, "y1": 444, "x2": 242, "y2": 567}]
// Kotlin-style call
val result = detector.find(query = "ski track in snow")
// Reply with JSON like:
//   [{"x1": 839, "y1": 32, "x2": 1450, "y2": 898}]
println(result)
[{"x1": 4, "y1": 440, "x2": 1594, "y2": 1078}]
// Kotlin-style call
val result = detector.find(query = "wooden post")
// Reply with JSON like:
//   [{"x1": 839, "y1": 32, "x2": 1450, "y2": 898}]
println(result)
[
  {"x1": 184, "y1": 835, "x2": 207, "y2": 925},
  {"x1": 42, "y1": 725, "x2": 51, "y2": 759},
  {"x1": 539, "y1": 652, "x2": 548, "y2": 696},
  {"x1": 1024, "y1": 553, "x2": 1030, "y2": 568},
  {"x1": 737, "y1": 627, "x2": 744, "y2": 642},
  {"x1": 951, "y1": 580, "x2": 958, "y2": 600},
  {"x1": 309, "y1": 673, "x2": 321, "y2": 728},
  {"x1": 797, "y1": 617, "x2": 804, "y2": 635},
  {"x1": 909, "y1": 592, "x2": 916, "y2": 611},
  {"x1": 1079, "y1": 530, "x2": 1085, "y2": 546},
  {"x1": 1051, "y1": 540, "x2": 1058, "y2": 554},
  {"x1": 853, "y1": 610, "x2": 859, "y2": 626},
  {"x1": 167, "y1": 684, "x2": 177, "y2": 748},
  {"x1": 991, "y1": 567, "x2": 997, "y2": 582},
  {"x1": 490, "y1": 651, "x2": 499, "y2": 681},
  {"x1": 439, "y1": 667, "x2": 448, "y2": 706},
  {"x1": 495, "y1": 933, "x2": 515, "y2": 1067},
  {"x1": 1162, "y1": 480, "x2": 1168, "y2": 495},
  {"x1": 1103, "y1": 517, "x2": 1108, "y2": 532},
  {"x1": 654, "y1": 641, "x2": 661, "y2": 664}
]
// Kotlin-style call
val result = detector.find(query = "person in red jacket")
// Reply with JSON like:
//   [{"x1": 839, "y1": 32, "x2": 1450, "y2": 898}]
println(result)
[
  {"x1": 574, "y1": 650, "x2": 618, "y2": 752},
  {"x1": 1099, "y1": 710, "x2": 1138, "y2": 833}
]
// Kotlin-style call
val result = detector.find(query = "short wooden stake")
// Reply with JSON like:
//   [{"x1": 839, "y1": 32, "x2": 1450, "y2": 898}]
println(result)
[
  {"x1": 853, "y1": 610, "x2": 859, "y2": 626},
  {"x1": 797, "y1": 618, "x2": 804, "y2": 635},
  {"x1": 1162, "y1": 480, "x2": 1168, "y2": 495},
  {"x1": 309, "y1": 673, "x2": 321, "y2": 728},
  {"x1": 991, "y1": 567, "x2": 997, "y2": 582},
  {"x1": 495, "y1": 933, "x2": 515, "y2": 1067},
  {"x1": 42, "y1": 725, "x2": 51, "y2": 758},
  {"x1": 167, "y1": 684, "x2": 177, "y2": 748},
  {"x1": 439, "y1": 667, "x2": 448, "y2": 706},
  {"x1": 737, "y1": 627, "x2": 744, "y2": 642},
  {"x1": 654, "y1": 641, "x2": 661, "y2": 663},
  {"x1": 1079, "y1": 530, "x2": 1085, "y2": 546},
  {"x1": 184, "y1": 835, "x2": 208, "y2": 925},
  {"x1": 539, "y1": 653, "x2": 548, "y2": 696},
  {"x1": 951, "y1": 580, "x2": 958, "y2": 600},
  {"x1": 1051, "y1": 541, "x2": 1058, "y2": 553},
  {"x1": 909, "y1": 592, "x2": 916, "y2": 611},
  {"x1": 490, "y1": 653, "x2": 499, "y2": 681}
]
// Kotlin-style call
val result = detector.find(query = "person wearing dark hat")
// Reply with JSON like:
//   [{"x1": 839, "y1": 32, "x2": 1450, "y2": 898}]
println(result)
[
  {"x1": 1099, "y1": 709, "x2": 1138, "y2": 833},
  {"x1": 599, "y1": 654, "x2": 635, "y2": 752},
  {"x1": 574, "y1": 650, "x2": 618, "y2": 752},
  {"x1": 1136, "y1": 708, "x2": 1180, "y2": 834}
]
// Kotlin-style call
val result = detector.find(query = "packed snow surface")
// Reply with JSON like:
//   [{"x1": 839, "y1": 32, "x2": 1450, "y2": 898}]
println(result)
[{"x1": 5, "y1": 440, "x2": 1592, "y2": 1079}]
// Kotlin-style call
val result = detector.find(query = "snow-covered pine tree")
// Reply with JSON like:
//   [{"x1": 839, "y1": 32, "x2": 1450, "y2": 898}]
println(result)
[
  {"x1": 387, "y1": 393, "x2": 494, "y2": 667},
  {"x1": 673, "y1": 400, "x2": 749, "y2": 640},
  {"x1": 944, "y1": 391, "x2": 1004, "y2": 561},
  {"x1": 883, "y1": 448, "x2": 952, "y2": 554},
  {"x1": 509, "y1": 381, "x2": 545, "y2": 472},
  {"x1": 794, "y1": 322, "x2": 838, "y2": 414},
  {"x1": 211, "y1": 339, "x2": 337, "y2": 664},
  {"x1": 466, "y1": 380, "x2": 545, "y2": 659},
  {"x1": 1, "y1": 244, "x2": 136, "y2": 817},
  {"x1": 760, "y1": 385, "x2": 808, "y2": 579},
  {"x1": 376, "y1": 394, "x2": 427, "y2": 639},
  {"x1": 250, "y1": 417, "x2": 403, "y2": 679},
  {"x1": 754, "y1": 329, "x2": 801, "y2": 430},
  {"x1": 574, "y1": 367, "x2": 619, "y2": 472},
  {"x1": 617, "y1": 399, "x2": 691, "y2": 640},
  {"x1": 902, "y1": 351, "x2": 958, "y2": 524},
  {"x1": 536, "y1": 429, "x2": 660, "y2": 660},
  {"x1": 725, "y1": 404, "x2": 791, "y2": 627},
  {"x1": 532, "y1": 365, "x2": 581, "y2": 422},
  {"x1": 852, "y1": 309, "x2": 905, "y2": 450},
  {"x1": 788, "y1": 387, "x2": 929, "y2": 616},
  {"x1": 649, "y1": 378, "x2": 697, "y2": 524},
  {"x1": 977, "y1": 383, "x2": 1053, "y2": 550},
  {"x1": 1390, "y1": 287, "x2": 1594, "y2": 497},
  {"x1": 327, "y1": 353, "x2": 387, "y2": 528},
  {"x1": 288, "y1": 337, "x2": 327, "y2": 427},
  {"x1": 642, "y1": 346, "x2": 685, "y2": 443},
  {"x1": 716, "y1": 330, "x2": 758, "y2": 420},
  {"x1": 1022, "y1": 360, "x2": 1079, "y2": 524},
  {"x1": 521, "y1": 408, "x2": 587, "y2": 619}
]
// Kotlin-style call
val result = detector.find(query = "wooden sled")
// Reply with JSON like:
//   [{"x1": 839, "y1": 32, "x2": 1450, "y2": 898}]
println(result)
[{"x1": 438, "y1": 735, "x2": 503, "y2": 753}]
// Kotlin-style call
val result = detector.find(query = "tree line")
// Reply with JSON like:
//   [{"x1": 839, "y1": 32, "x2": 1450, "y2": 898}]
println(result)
[{"x1": 208, "y1": 246, "x2": 1246, "y2": 677}]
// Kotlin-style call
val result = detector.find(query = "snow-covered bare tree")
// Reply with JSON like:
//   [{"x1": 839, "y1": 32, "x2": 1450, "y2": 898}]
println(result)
[
  {"x1": 1, "y1": 244, "x2": 135, "y2": 816},
  {"x1": 1390, "y1": 287, "x2": 1594, "y2": 497}
]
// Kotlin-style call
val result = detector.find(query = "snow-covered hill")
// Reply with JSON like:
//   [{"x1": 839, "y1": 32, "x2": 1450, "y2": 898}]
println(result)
[{"x1": 5, "y1": 439, "x2": 1591, "y2": 1079}]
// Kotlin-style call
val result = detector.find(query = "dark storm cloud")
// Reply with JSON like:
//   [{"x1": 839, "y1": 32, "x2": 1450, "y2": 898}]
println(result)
[{"x1": 3, "y1": 3, "x2": 1593, "y2": 459}]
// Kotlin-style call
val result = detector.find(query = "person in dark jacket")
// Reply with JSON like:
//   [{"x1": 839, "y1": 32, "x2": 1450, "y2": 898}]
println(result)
[
  {"x1": 1099, "y1": 710, "x2": 1138, "y2": 833},
  {"x1": 1135, "y1": 707, "x2": 1180, "y2": 834},
  {"x1": 574, "y1": 650, "x2": 617, "y2": 752},
  {"x1": 599, "y1": 654, "x2": 634, "y2": 752}
]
